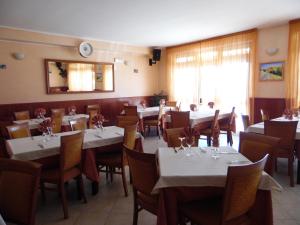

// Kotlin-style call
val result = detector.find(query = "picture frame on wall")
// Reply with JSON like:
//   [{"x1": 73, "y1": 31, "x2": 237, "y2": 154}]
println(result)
[{"x1": 259, "y1": 61, "x2": 284, "y2": 81}]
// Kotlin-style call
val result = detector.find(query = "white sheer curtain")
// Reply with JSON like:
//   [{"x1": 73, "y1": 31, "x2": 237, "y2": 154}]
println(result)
[
  {"x1": 167, "y1": 30, "x2": 257, "y2": 124},
  {"x1": 68, "y1": 63, "x2": 95, "y2": 91}
]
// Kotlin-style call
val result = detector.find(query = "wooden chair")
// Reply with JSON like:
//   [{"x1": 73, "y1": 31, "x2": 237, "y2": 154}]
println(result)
[
  {"x1": 179, "y1": 155, "x2": 268, "y2": 225},
  {"x1": 51, "y1": 108, "x2": 65, "y2": 117},
  {"x1": 165, "y1": 128, "x2": 185, "y2": 147},
  {"x1": 88, "y1": 110, "x2": 98, "y2": 128},
  {"x1": 124, "y1": 105, "x2": 138, "y2": 116},
  {"x1": 166, "y1": 101, "x2": 177, "y2": 107},
  {"x1": 260, "y1": 109, "x2": 270, "y2": 121},
  {"x1": 96, "y1": 124, "x2": 137, "y2": 197},
  {"x1": 70, "y1": 117, "x2": 87, "y2": 131},
  {"x1": 0, "y1": 121, "x2": 13, "y2": 140},
  {"x1": 124, "y1": 147, "x2": 159, "y2": 225},
  {"x1": 40, "y1": 132, "x2": 86, "y2": 219},
  {"x1": 51, "y1": 114, "x2": 63, "y2": 133},
  {"x1": 241, "y1": 115, "x2": 250, "y2": 131},
  {"x1": 208, "y1": 102, "x2": 214, "y2": 109},
  {"x1": 239, "y1": 132, "x2": 280, "y2": 176},
  {"x1": 6, "y1": 124, "x2": 31, "y2": 139},
  {"x1": 0, "y1": 158, "x2": 41, "y2": 225},
  {"x1": 190, "y1": 104, "x2": 197, "y2": 111},
  {"x1": 143, "y1": 105, "x2": 164, "y2": 138},
  {"x1": 86, "y1": 104, "x2": 100, "y2": 114},
  {"x1": 170, "y1": 111, "x2": 190, "y2": 128},
  {"x1": 199, "y1": 110, "x2": 220, "y2": 146},
  {"x1": 219, "y1": 107, "x2": 235, "y2": 146},
  {"x1": 116, "y1": 116, "x2": 139, "y2": 128},
  {"x1": 14, "y1": 111, "x2": 30, "y2": 120},
  {"x1": 264, "y1": 120, "x2": 298, "y2": 186}
]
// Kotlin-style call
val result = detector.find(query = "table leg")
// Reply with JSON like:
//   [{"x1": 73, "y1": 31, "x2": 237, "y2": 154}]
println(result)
[
  {"x1": 91, "y1": 181, "x2": 99, "y2": 195},
  {"x1": 297, "y1": 159, "x2": 300, "y2": 185}
]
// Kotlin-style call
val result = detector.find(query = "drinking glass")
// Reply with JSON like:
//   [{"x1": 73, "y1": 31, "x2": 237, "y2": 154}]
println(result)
[
  {"x1": 211, "y1": 147, "x2": 220, "y2": 159},
  {"x1": 178, "y1": 137, "x2": 186, "y2": 150}
]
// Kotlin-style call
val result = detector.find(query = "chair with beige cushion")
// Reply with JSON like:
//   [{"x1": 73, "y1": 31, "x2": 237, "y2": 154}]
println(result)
[
  {"x1": 86, "y1": 104, "x2": 100, "y2": 114},
  {"x1": 96, "y1": 124, "x2": 137, "y2": 196},
  {"x1": 6, "y1": 124, "x2": 31, "y2": 139},
  {"x1": 0, "y1": 158, "x2": 41, "y2": 225},
  {"x1": 51, "y1": 108, "x2": 65, "y2": 117},
  {"x1": 199, "y1": 110, "x2": 220, "y2": 146},
  {"x1": 260, "y1": 109, "x2": 270, "y2": 121},
  {"x1": 51, "y1": 114, "x2": 63, "y2": 133},
  {"x1": 166, "y1": 101, "x2": 177, "y2": 107},
  {"x1": 239, "y1": 131, "x2": 280, "y2": 176},
  {"x1": 179, "y1": 155, "x2": 268, "y2": 225},
  {"x1": 170, "y1": 111, "x2": 190, "y2": 129},
  {"x1": 88, "y1": 110, "x2": 99, "y2": 128},
  {"x1": 14, "y1": 111, "x2": 30, "y2": 120},
  {"x1": 143, "y1": 105, "x2": 164, "y2": 138},
  {"x1": 219, "y1": 107, "x2": 235, "y2": 146},
  {"x1": 264, "y1": 120, "x2": 298, "y2": 186},
  {"x1": 116, "y1": 116, "x2": 139, "y2": 128},
  {"x1": 165, "y1": 128, "x2": 185, "y2": 148},
  {"x1": 40, "y1": 132, "x2": 87, "y2": 219},
  {"x1": 124, "y1": 106, "x2": 138, "y2": 116},
  {"x1": 124, "y1": 147, "x2": 159, "y2": 225},
  {"x1": 70, "y1": 117, "x2": 87, "y2": 131}
]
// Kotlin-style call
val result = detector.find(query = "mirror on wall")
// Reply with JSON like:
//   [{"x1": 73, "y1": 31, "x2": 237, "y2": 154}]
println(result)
[{"x1": 45, "y1": 59, "x2": 114, "y2": 94}]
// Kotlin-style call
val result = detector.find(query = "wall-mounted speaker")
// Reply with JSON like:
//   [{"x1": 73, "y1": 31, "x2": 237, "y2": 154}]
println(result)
[{"x1": 153, "y1": 49, "x2": 161, "y2": 61}]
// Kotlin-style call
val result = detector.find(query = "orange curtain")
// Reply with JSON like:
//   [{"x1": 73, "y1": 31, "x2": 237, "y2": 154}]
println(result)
[
  {"x1": 166, "y1": 30, "x2": 257, "y2": 120},
  {"x1": 286, "y1": 19, "x2": 300, "y2": 109}
]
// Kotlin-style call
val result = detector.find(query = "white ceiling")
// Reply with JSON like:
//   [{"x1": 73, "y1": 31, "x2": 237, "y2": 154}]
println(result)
[{"x1": 0, "y1": 0, "x2": 300, "y2": 47}]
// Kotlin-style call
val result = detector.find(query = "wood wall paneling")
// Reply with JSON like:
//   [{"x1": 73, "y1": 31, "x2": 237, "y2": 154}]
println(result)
[{"x1": 253, "y1": 98, "x2": 286, "y2": 123}]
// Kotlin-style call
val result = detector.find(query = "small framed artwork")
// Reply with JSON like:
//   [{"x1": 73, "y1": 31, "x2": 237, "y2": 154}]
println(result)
[{"x1": 259, "y1": 61, "x2": 284, "y2": 81}]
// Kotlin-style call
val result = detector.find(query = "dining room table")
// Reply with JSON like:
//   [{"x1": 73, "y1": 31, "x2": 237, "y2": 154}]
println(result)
[
  {"x1": 13, "y1": 114, "x2": 90, "y2": 130},
  {"x1": 5, "y1": 126, "x2": 142, "y2": 194},
  {"x1": 247, "y1": 116, "x2": 300, "y2": 184},
  {"x1": 153, "y1": 146, "x2": 282, "y2": 225}
]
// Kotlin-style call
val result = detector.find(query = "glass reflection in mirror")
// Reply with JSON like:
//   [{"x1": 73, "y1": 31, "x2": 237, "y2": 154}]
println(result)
[{"x1": 46, "y1": 59, "x2": 114, "y2": 94}]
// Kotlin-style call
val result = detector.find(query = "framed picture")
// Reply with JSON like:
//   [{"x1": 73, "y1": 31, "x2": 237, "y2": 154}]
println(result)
[{"x1": 259, "y1": 61, "x2": 284, "y2": 81}]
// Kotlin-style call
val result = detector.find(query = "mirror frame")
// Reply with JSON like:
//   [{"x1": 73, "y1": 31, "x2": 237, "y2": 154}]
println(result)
[{"x1": 45, "y1": 59, "x2": 115, "y2": 94}]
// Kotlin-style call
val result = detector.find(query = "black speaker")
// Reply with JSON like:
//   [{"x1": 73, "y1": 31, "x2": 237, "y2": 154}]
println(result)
[{"x1": 153, "y1": 49, "x2": 161, "y2": 61}]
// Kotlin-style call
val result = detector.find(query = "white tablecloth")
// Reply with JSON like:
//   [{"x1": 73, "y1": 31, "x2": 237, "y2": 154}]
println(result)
[
  {"x1": 13, "y1": 114, "x2": 89, "y2": 130},
  {"x1": 247, "y1": 117, "x2": 300, "y2": 140},
  {"x1": 153, "y1": 146, "x2": 282, "y2": 193},
  {"x1": 6, "y1": 126, "x2": 125, "y2": 161},
  {"x1": 137, "y1": 106, "x2": 175, "y2": 119}
]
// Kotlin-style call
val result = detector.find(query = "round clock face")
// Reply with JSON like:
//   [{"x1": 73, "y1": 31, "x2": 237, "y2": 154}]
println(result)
[{"x1": 79, "y1": 42, "x2": 93, "y2": 58}]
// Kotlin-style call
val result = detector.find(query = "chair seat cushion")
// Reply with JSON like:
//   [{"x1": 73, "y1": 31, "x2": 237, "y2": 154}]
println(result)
[
  {"x1": 137, "y1": 191, "x2": 158, "y2": 215},
  {"x1": 96, "y1": 152, "x2": 122, "y2": 167},
  {"x1": 41, "y1": 167, "x2": 80, "y2": 183}
]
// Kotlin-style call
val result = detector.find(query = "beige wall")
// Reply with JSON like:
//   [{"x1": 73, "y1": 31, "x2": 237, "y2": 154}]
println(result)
[
  {"x1": 0, "y1": 27, "x2": 159, "y2": 104},
  {"x1": 255, "y1": 24, "x2": 289, "y2": 98}
]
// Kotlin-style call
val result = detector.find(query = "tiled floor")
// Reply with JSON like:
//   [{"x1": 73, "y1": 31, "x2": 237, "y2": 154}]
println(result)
[{"x1": 32, "y1": 132, "x2": 300, "y2": 225}]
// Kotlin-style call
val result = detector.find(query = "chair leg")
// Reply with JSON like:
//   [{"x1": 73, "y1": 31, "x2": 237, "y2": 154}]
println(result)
[
  {"x1": 275, "y1": 157, "x2": 278, "y2": 172},
  {"x1": 59, "y1": 181, "x2": 69, "y2": 219},
  {"x1": 110, "y1": 166, "x2": 114, "y2": 183},
  {"x1": 227, "y1": 130, "x2": 233, "y2": 146},
  {"x1": 40, "y1": 181, "x2": 46, "y2": 202},
  {"x1": 76, "y1": 177, "x2": 81, "y2": 200},
  {"x1": 121, "y1": 166, "x2": 128, "y2": 197},
  {"x1": 289, "y1": 157, "x2": 294, "y2": 187},
  {"x1": 78, "y1": 175, "x2": 87, "y2": 203},
  {"x1": 207, "y1": 136, "x2": 211, "y2": 146},
  {"x1": 133, "y1": 196, "x2": 138, "y2": 225}
]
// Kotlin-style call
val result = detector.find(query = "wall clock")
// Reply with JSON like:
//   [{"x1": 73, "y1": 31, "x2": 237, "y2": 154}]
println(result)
[{"x1": 79, "y1": 42, "x2": 93, "y2": 58}]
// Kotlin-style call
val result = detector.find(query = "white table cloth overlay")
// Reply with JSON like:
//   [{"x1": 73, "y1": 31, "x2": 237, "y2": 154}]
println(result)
[
  {"x1": 137, "y1": 106, "x2": 175, "y2": 119},
  {"x1": 6, "y1": 126, "x2": 126, "y2": 161},
  {"x1": 153, "y1": 146, "x2": 282, "y2": 193},
  {"x1": 247, "y1": 117, "x2": 300, "y2": 140},
  {"x1": 13, "y1": 114, "x2": 90, "y2": 130}
]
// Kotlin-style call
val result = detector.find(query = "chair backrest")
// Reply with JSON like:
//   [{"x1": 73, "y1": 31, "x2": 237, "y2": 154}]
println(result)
[
  {"x1": 166, "y1": 101, "x2": 177, "y2": 107},
  {"x1": 260, "y1": 109, "x2": 270, "y2": 121},
  {"x1": 208, "y1": 102, "x2": 214, "y2": 108},
  {"x1": 88, "y1": 110, "x2": 98, "y2": 128},
  {"x1": 116, "y1": 116, "x2": 139, "y2": 129},
  {"x1": 0, "y1": 121, "x2": 13, "y2": 140},
  {"x1": 6, "y1": 124, "x2": 31, "y2": 139},
  {"x1": 211, "y1": 109, "x2": 220, "y2": 131},
  {"x1": 158, "y1": 104, "x2": 165, "y2": 122},
  {"x1": 239, "y1": 132, "x2": 280, "y2": 175},
  {"x1": 124, "y1": 106, "x2": 138, "y2": 116},
  {"x1": 221, "y1": 155, "x2": 268, "y2": 224},
  {"x1": 51, "y1": 108, "x2": 65, "y2": 117},
  {"x1": 14, "y1": 111, "x2": 30, "y2": 121},
  {"x1": 124, "y1": 147, "x2": 159, "y2": 196},
  {"x1": 264, "y1": 120, "x2": 298, "y2": 152},
  {"x1": 241, "y1": 115, "x2": 250, "y2": 131},
  {"x1": 123, "y1": 124, "x2": 138, "y2": 150},
  {"x1": 170, "y1": 111, "x2": 190, "y2": 128},
  {"x1": 190, "y1": 104, "x2": 197, "y2": 111},
  {"x1": 69, "y1": 117, "x2": 87, "y2": 131},
  {"x1": 0, "y1": 158, "x2": 41, "y2": 225},
  {"x1": 165, "y1": 128, "x2": 185, "y2": 147},
  {"x1": 86, "y1": 104, "x2": 100, "y2": 114},
  {"x1": 60, "y1": 132, "x2": 84, "y2": 171},
  {"x1": 51, "y1": 114, "x2": 63, "y2": 134}
]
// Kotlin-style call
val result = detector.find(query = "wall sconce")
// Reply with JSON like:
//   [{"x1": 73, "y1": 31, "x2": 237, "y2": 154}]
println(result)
[
  {"x1": 12, "y1": 52, "x2": 25, "y2": 60},
  {"x1": 265, "y1": 48, "x2": 279, "y2": 56}
]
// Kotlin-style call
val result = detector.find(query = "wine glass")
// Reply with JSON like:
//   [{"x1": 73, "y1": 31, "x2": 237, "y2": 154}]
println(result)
[
  {"x1": 211, "y1": 147, "x2": 220, "y2": 159},
  {"x1": 178, "y1": 137, "x2": 186, "y2": 150}
]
